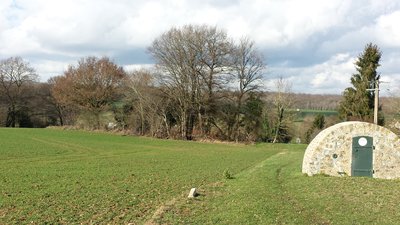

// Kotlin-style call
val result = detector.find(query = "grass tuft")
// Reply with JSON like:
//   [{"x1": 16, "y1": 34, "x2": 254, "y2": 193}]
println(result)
[{"x1": 223, "y1": 169, "x2": 234, "y2": 179}]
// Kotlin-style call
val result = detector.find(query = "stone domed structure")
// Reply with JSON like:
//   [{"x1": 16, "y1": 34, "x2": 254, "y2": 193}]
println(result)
[{"x1": 302, "y1": 121, "x2": 400, "y2": 179}]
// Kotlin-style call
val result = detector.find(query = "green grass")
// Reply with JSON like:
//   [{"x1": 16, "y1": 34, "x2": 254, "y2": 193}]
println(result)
[
  {"x1": 2, "y1": 128, "x2": 400, "y2": 224},
  {"x1": 0, "y1": 128, "x2": 279, "y2": 224},
  {"x1": 295, "y1": 109, "x2": 338, "y2": 115},
  {"x1": 293, "y1": 109, "x2": 338, "y2": 122},
  {"x1": 159, "y1": 146, "x2": 400, "y2": 224}
]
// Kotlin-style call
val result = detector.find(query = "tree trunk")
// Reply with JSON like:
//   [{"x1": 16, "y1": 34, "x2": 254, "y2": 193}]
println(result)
[
  {"x1": 59, "y1": 115, "x2": 64, "y2": 126},
  {"x1": 6, "y1": 105, "x2": 17, "y2": 127},
  {"x1": 197, "y1": 109, "x2": 203, "y2": 136},
  {"x1": 185, "y1": 108, "x2": 195, "y2": 140},
  {"x1": 139, "y1": 103, "x2": 145, "y2": 135},
  {"x1": 162, "y1": 113, "x2": 170, "y2": 138},
  {"x1": 94, "y1": 111, "x2": 101, "y2": 129},
  {"x1": 273, "y1": 107, "x2": 284, "y2": 143},
  {"x1": 56, "y1": 106, "x2": 64, "y2": 126},
  {"x1": 233, "y1": 93, "x2": 243, "y2": 142},
  {"x1": 180, "y1": 108, "x2": 187, "y2": 140}
]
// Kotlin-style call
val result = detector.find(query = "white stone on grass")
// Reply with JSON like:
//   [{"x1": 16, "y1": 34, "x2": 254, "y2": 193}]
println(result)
[{"x1": 188, "y1": 188, "x2": 197, "y2": 198}]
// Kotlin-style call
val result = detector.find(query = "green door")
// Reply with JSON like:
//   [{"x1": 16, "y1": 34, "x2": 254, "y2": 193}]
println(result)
[{"x1": 352, "y1": 136, "x2": 373, "y2": 177}]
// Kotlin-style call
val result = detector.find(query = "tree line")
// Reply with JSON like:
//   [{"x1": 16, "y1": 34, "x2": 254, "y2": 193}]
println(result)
[
  {"x1": 0, "y1": 24, "x2": 385, "y2": 142},
  {"x1": 0, "y1": 25, "x2": 295, "y2": 142}
]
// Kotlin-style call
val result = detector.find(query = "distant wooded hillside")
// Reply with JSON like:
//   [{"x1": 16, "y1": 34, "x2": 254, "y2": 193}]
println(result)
[
  {"x1": 262, "y1": 92, "x2": 341, "y2": 110},
  {"x1": 265, "y1": 92, "x2": 398, "y2": 116}
]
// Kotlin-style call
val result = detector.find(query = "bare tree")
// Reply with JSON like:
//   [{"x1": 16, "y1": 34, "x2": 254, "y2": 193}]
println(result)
[
  {"x1": 271, "y1": 77, "x2": 293, "y2": 143},
  {"x1": 149, "y1": 25, "x2": 267, "y2": 141},
  {"x1": 48, "y1": 76, "x2": 76, "y2": 126},
  {"x1": 51, "y1": 56, "x2": 126, "y2": 129},
  {"x1": 125, "y1": 69, "x2": 151, "y2": 135},
  {"x1": 0, "y1": 57, "x2": 37, "y2": 127},
  {"x1": 228, "y1": 37, "x2": 265, "y2": 141},
  {"x1": 195, "y1": 26, "x2": 231, "y2": 135},
  {"x1": 124, "y1": 69, "x2": 169, "y2": 136},
  {"x1": 149, "y1": 25, "x2": 231, "y2": 140},
  {"x1": 149, "y1": 26, "x2": 197, "y2": 139}
]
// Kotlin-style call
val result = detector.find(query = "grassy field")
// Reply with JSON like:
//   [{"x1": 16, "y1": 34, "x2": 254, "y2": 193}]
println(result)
[
  {"x1": 1, "y1": 128, "x2": 400, "y2": 224},
  {"x1": 293, "y1": 109, "x2": 339, "y2": 122}
]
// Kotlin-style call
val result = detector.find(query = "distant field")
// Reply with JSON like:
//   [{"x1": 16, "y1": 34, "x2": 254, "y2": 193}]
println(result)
[
  {"x1": 296, "y1": 109, "x2": 338, "y2": 116},
  {"x1": 291, "y1": 109, "x2": 339, "y2": 124},
  {"x1": 293, "y1": 109, "x2": 338, "y2": 121},
  {"x1": 2, "y1": 128, "x2": 400, "y2": 224}
]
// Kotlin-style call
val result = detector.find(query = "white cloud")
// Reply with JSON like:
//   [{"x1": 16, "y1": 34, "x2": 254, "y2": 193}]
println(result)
[
  {"x1": 268, "y1": 53, "x2": 355, "y2": 94},
  {"x1": 31, "y1": 59, "x2": 73, "y2": 81},
  {"x1": 375, "y1": 10, "x2": 400, "y2": 47},
  {"x1": 123, "y1": 64, "x2": 154, "y2": 73},
  {"x1": 382, "y1": 52, "x2": 400, "y2": 73},
  {"x1": 1, "y1": 0, "x2": 400, "y2": 94}
]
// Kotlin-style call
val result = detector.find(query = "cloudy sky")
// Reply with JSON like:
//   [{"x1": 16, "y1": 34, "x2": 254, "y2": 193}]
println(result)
[{"x1": 1, "y1": 0, "x2": 400, "y2": 94}]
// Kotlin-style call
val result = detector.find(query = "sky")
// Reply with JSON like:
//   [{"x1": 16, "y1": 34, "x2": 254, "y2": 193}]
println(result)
[{"x1": 1, "y1": 0, "x2": 400, "y2": 95}]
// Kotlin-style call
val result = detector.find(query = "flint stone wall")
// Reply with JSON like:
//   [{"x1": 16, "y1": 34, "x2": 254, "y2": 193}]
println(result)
[{"x1": 302, "y1": 121, "x2": 400, "y2": 179}]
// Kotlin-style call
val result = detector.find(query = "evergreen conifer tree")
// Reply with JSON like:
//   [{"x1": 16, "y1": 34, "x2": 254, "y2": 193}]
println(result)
[{"x1": 338, "y1": 43, "x2": 383, "y2": 124}]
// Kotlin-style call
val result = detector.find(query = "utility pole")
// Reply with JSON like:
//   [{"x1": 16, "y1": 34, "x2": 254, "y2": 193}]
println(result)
[
  {"x1": 373, "y1": 79, "x2": 379, "y2": 125},
  {"x1": 367, "y1": 79, "x2": 380, "y2": 125}
]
